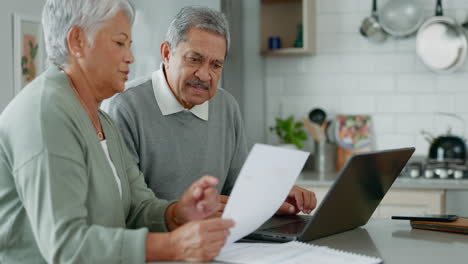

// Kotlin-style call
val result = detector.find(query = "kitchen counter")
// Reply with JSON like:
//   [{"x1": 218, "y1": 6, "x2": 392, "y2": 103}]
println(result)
[
  {"x1": 149, "y1": 219, "x2": 468, "y2": 264},
  {"x1": 296, "y1": 170, "x2": 468, "y2": 190}
]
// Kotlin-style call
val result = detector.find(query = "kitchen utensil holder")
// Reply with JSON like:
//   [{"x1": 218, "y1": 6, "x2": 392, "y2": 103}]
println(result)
[{"x1": 314, "y1": 141, "x2": 337, "y2": 174}]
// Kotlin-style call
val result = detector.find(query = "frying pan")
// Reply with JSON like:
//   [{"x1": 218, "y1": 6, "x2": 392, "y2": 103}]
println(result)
[{"x1": 416, "y1": 0, "x2": 468, "y2": 73}]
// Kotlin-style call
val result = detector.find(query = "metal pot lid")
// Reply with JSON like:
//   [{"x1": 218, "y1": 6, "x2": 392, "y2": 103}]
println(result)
[{"x1": 416, "y1": 17, "x2": 467, "y2": 72}]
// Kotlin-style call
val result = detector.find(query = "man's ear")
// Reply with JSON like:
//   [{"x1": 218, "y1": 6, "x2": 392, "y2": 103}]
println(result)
[
  {"x1": 67, "y1": 26, "x2": 86, "y2": 59},
  {"x1": 160, "y1": 41, "x2": 172, "y2": 66}
]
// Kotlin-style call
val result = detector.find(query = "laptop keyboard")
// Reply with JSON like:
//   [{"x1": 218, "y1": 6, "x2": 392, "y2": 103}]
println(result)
[{"x1": 261, "y1": 218, "x2": 309, "y2": 235}]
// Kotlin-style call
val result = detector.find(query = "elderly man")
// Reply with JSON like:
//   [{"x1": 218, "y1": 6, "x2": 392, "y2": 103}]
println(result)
[{"x1": 104, "y1": 6, "x2": 316, "y2": 215}]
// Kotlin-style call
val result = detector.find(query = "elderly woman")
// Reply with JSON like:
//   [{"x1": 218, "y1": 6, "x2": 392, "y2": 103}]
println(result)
[{"x1": 0, "y1": 0, "x2": 234, "y2": 263}]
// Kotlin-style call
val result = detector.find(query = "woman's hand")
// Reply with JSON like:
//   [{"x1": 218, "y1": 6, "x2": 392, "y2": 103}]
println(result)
[
  {"x1": 174, "y1": 175, "x2": 221, "y2": 224},
  {"x1": 145, "y1": 218, "x2": 235, "y2": 262},
  {"x1": 169, "y1": 218, "x2": 235, "y2": 262}
]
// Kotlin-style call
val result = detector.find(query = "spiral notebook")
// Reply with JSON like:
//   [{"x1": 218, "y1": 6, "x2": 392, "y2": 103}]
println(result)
[{"x1": 216, "y1": 241, "x2": 382, "y2": 264}]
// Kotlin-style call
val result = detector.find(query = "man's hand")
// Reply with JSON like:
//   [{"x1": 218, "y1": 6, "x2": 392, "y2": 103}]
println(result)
[
  {"x1": 174, "y1": 175, "x2": 221, "y2": 224},
  {"x1": 276, "y1": 185, "x2": 317, "y2": 215},
  {"x1": 168, "y1": 218, "x2": 235, "y2": 262},
  {"x1": 207, "y1": 195, "x2": 229, "y2": 218}
]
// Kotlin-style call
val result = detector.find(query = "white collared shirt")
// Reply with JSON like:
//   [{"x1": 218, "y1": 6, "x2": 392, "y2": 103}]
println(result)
[{"x1": 152, "y1": 64, "x2": 209, "y2": 120}]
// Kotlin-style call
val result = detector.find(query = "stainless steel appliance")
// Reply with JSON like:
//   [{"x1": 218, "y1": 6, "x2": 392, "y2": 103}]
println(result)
[{"x1": 403, "y1": 156, "x2": 467, "y2": 180}]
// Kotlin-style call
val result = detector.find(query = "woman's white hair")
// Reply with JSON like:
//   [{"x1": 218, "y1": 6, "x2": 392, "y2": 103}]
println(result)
[
  {"x1": 165, "y1": 6, "x2": 230, "y2": 56},
  {"x1": 42, "y1": 0, "x2": 135, "y2": 68}
]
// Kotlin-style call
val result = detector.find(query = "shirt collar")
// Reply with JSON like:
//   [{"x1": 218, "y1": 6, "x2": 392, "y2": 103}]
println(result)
[{"x1": 152, "y1": 64, "x2": 209, "y2": 121}]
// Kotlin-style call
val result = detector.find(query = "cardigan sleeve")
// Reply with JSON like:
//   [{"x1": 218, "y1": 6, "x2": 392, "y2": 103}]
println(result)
[
  {"x1": 14, "y1": 152, "x2": 149, "y2": 264},
  {"x1": 10, "y1": 92, "x2": 150, "y2": 263}
]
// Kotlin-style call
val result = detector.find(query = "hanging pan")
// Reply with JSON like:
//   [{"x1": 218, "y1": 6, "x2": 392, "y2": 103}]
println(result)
[{"x1": 416, "y1": 0, "x2": 468, "y2": 73}]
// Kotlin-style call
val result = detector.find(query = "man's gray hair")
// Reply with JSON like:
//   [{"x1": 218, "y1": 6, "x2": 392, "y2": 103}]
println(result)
[
  {"x1": 42, "y1": 0, "x2": 135, "y2": 68},
  {"x1": 165, "y1": 6, "x2": 230, "y2": 56}
]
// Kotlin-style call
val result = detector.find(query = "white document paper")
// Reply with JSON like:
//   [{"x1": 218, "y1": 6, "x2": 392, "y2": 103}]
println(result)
[
  {"x1": 216, "y1": 242, "x2": 382, "y2": 264},
  {"x1": 221, "y1": 144, "x2": 309, "y2": 245}
]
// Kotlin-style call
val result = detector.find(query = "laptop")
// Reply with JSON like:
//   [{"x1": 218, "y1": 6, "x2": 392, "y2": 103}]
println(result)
[{"x1": 245, "y1": 147, "x2": 415, "y2": 242}]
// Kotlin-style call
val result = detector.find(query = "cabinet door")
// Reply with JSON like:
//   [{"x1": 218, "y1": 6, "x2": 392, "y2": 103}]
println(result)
[{"x1": 377, "y1": 189, "x2": 446, "y2": 218}]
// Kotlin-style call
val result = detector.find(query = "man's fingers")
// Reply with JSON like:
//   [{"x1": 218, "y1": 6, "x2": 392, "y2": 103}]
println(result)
[
  {"x1": 219, "y1": 195, "x2": 229, "y2": 203},
  {"x1": 218, "y1": 202, "x2": 226, "y2": 212},
  {"x1": 208, "y1": 211, "x2": 223, "y2": 218},
  {"x1": 302, "y1": 189, "x2": 311, "y2": 213},
  {"x1": 294, "y1": 190, "x2": 304, "y2": 212},
  {"x1": 309, "y1": 191, "x2": 317, "y2": 212},
  {"x1": 277, "y1": 201, "x2": 295, "y2": 215}
]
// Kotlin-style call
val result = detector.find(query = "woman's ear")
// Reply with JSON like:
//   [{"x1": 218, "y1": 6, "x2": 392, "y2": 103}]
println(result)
[{"x1": 67, "y1": 26, "x2": 86, "y2": 59}]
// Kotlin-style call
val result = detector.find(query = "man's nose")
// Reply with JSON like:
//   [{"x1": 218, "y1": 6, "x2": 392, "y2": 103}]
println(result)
[{"x1": 194, "y1": 63, "x2": 211, "y2": 82}]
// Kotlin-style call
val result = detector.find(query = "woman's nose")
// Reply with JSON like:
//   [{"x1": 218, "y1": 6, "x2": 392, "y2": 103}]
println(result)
[{"x1": 125, "y1": 49, "x2": 134, "y2": 64}]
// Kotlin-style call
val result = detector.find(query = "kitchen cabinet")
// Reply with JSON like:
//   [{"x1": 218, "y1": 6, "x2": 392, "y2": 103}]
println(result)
[
  {"x1": 302, "y1": 186, "x2": 446, "y2": 219},
  {"x1": 295, "y1": 169, "x2": 467, "y2": 219},
  {"x1": 260, "y1": 0, "x2": 316, "y2": 55}
]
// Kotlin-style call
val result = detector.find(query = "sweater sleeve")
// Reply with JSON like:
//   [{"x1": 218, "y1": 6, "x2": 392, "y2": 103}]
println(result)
[
  {"x1": 10, "y1": 90, "x2": 152, "y2": 263},
  {"x1": 221, "y1": 98, "x2": 248, "y2": 196},
  {"x1": 15, "y1": 152, "x2": 148, "y2": 264}
]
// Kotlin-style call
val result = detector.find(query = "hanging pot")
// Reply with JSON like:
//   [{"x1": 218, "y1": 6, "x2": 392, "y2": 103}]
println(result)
[
  {"x1": 360, "y1": 0, "x2": 387, "y2": 43},
  {"x1": 379, "y1": 0, "x2": 425, "y2": 37},
  {"x1": 416, "y1": 0, "x2": 468, "y2": 73}
]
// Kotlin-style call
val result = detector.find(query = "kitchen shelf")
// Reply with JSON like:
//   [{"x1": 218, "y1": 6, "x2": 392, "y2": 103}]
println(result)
[{"x1": 260, "y1": 0, "x2": 316, "y2": 56}]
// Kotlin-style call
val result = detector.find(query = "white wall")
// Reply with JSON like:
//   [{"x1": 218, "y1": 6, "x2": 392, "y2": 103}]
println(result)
[
  {"x1": 242, "y1": 0, "x2": 265, "y2": 148},
  {"x1": 264, "y1": 0, "x2": 468, "y2": 155},
  {"x1": 0, "y1": 0, "x2": 46, "y2": 113}
]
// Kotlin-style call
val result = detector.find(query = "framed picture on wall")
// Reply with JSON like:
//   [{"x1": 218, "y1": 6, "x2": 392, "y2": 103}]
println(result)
[{"x1": 13, "y1": 13, "x2": 46, "y2": 95}]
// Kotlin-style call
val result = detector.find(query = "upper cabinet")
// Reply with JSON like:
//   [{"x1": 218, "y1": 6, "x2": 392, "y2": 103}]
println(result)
[{"x1": 260, "y1": 0, "x2": 316, "y2": 56}]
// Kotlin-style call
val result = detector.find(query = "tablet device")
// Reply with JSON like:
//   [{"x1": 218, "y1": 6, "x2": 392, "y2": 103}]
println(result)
[{"x1": 391, "y1": 214, "x2": 458, "y2": 222}]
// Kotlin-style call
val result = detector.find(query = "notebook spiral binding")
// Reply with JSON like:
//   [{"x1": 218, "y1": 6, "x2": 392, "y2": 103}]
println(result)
[{"x1": 292, "y1": 241, "x2": 383, "y2": 264}]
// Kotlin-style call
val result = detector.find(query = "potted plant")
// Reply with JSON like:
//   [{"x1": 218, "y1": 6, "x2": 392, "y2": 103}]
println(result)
[{"x1": 270, "y1": 116, "x2": 307, "y2": 149}]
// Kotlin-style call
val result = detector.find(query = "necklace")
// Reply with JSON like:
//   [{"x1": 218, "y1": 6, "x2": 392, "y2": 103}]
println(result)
[{"x1": 65, "y1": 72, "x2": 105, "y2": 141}]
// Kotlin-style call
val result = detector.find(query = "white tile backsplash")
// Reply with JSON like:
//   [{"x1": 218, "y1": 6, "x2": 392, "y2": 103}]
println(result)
[
  {"x1": 396, "y1": 74, "x2": 437, "y2": 93},
  {"x1": 317, "y1": 33, "x2": 362, "y2": 53},
  {"x1": 375, "y1": 95, "x2": 414, "y2": 113},
  {"x1": 395, "y1": 114, "x2": 433, "y2": 134},
  {"x1": 264, "y1": 0, "x2": 468, "y2": 155},
  {"x1": 454, "y1": 94, "x2": 468, "y2": 113},
  {"x1": 372, "y1": 114, "x2": 395, "y2": 134},
  {"x1": 377, "y1": 134, "x2": 416, "y2": 151},
  {"x1": 414, "y1": 95, "x2": 456, "y2": 113},
  {"x1": 265, "y1": 76, "x2": 285, "y2": 96}
]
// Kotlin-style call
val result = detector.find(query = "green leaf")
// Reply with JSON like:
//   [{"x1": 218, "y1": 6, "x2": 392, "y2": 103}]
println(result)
[
  {"x1": 294, "y1": 122, "x2": 303, "y2": 129},
  {"x1": 21, "y1": 56, "x2": 28, "y2": 65},
  {"x1": 270, "y1": 115, "x2": 308, "y2": 148},
  {"x1": 31, "y1": 44, "x2": 38, "y2": 59}
]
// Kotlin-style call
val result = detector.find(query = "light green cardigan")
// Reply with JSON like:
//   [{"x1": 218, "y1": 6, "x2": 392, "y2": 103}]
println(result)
[{"x1": 0, "y1": 66, "x2": 171, "y2": 263}]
